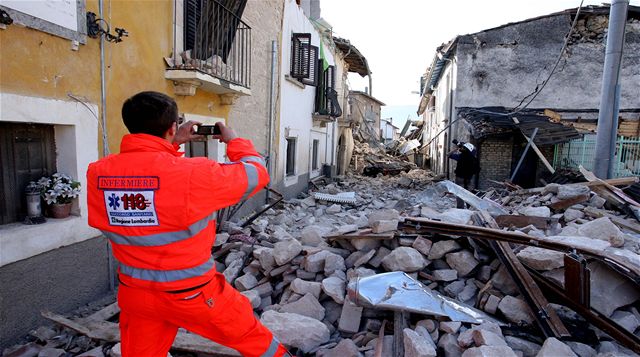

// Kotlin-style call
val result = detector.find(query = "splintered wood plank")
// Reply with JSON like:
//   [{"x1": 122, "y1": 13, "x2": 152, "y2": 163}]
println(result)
[
  {"x1": 79, "y1": 302, "x2": 120, "y2": 324},
  {"x1": 495, "y1": 215, "x2": 556, "y2": 230},
  {"x1": 547, "y1": 194, "x2": 590, "y2": 210},
  {"x1": 327, "y1": 229, "x2": 395, "y2": 241},
  {"x1": 43, "y1": 311, "x2": 241, "y2": 356}
]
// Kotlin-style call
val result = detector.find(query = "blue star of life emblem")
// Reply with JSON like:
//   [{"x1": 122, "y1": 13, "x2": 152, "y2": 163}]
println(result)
[{"x1": 108, "y1": 193, "x2": 120, "y2": 209}]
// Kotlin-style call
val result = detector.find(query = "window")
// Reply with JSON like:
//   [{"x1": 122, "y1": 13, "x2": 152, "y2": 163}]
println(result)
[
  {"x1": 184, "y1": 0, "x2": 248, "y2": 62},
  {"x1": 286, "y1": 137, "x2": 296, "y2": 176},
  {"x1": 314, "y1": 65, "x2": 342, "y2": 117},
  {"x1": 0, "y1": 123, "x2": 56, "y2": 225},
  {"x1": 312, "y1": 139, "x2": 319, "y2": 170},
  {"x1": 290, "y1": 33, "x2": 318, "y2": 86},
  {"x1": 185, "y1": 140, "x2": 208, "y2": 158}
]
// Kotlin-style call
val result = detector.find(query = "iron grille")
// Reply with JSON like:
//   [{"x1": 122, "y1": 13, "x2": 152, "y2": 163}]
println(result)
[{"x1": 183, "y1": 0, "x2": 251, "y2": 88}]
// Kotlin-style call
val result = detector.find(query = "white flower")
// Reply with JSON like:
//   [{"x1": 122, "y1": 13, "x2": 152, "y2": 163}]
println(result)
[
  {"x1": 37, "y1": 177, "x2": 51, "y2": 187},
  {"x1": 44, "y1": 190, "x2": 58, "y2": 205}
]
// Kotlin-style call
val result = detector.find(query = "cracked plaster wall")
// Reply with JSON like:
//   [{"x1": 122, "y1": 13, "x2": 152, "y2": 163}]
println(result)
[{"x1": 454, "y1": 13, "x2": 640, "y2": 110}]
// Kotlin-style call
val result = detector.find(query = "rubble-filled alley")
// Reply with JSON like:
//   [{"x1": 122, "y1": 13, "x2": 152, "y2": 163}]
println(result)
[
  {"x1": 7, "y1": 141, "x2": 640, "y2": 357},
  {"x1": 2, "y1": 1, "x2": 640, "y2": 357}
]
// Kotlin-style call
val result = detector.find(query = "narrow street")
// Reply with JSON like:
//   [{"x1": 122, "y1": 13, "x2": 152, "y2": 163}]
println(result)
[
  {"x1": 1, "y1": 0, "x2": 640, "y2": 356},
  {"x1": 7, "y1": 139, "x2": 640, "y2": 356}
]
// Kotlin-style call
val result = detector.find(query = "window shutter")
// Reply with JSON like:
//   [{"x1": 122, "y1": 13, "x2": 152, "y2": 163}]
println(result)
[
  {"x1": 326, "y1": 65, "x2": 342, "y2": 118},
  {"x1": 184, "y1": 0, "x2": 202, "y2": 54},
  {"x1": 291, "y1": 33, "x2": 311, "y2": 79},
  {"x1": 301, "y1": 46, "x2": 319, "y2": 86}
]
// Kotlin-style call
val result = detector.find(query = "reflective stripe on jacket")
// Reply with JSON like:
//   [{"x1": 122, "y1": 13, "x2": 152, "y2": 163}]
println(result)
[{"x1": 87, "y1": 134, "x2": 269, "y2": 291}]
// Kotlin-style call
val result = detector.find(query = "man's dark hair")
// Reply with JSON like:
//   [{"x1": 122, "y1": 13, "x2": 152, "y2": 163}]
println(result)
[{"x1": 122, "y1": 91, "x2": 178, "y2": 137}]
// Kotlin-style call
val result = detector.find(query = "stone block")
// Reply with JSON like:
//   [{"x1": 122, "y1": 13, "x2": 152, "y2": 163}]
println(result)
[
  {"x1": 428, "y1": 240, "x2": 461, "y2": 260},
  {"x1": 273, "y1": 239, "x2": 302, "y2": 266},
  {"x1": 370, "y1": 219, "x2": 398, "y2": 233},
  {"x1": 445, "y1": 250, "x2": 479, "y2": 276},
  {"x1": 516, "y1": 247, "x2": 564, "y2": 271},
  {"x1": 261, "y1": 311, "x2": 330, "y2": 353},
  {"x1": 536, "y1": 338, "x2": 577, "y2": 357},
  {"x1": 280, "y1": 293, "x2": 325, "y2": 321},
  {"x1": 404, "y1": 328, "x2": 437, "y2": 357},
  {"x1": 381, "y1": 247, "x2": 428, "y2": 272},
  {"x1": 498, "y1": 296, "x2": 535, "y2": 325},
  {"x1": 412, "y1": 236, "x2": 433, "y2": 256},
  {"x1": 338, "y1": 298, "x2": 363, "y2": 333}
]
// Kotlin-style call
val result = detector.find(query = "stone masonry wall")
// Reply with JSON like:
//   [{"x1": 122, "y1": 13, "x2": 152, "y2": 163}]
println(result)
[{"x1": 227, "y1": 0, "x2": 284, "y2": 218}]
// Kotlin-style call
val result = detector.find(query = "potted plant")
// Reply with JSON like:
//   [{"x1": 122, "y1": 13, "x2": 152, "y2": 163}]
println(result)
[{"x1": 31, "y1": 173, "x2": 81, "y2": 219}]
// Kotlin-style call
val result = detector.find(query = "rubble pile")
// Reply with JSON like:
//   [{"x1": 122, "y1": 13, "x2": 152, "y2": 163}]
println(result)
[
  {"x1": 208, "y1": 176, "x2": 640, "y2": 356},
  {"x1": 351, "y1": 141, "x2": 418, "y2": 177},
  {"x1": 7, "y1": 173, "x2": 640, "y2": 357}
]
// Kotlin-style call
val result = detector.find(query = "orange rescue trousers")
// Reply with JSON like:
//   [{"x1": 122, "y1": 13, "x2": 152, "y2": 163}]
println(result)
[{"x1": 117, "y1": 273, "x2": 288, "y2": 357}]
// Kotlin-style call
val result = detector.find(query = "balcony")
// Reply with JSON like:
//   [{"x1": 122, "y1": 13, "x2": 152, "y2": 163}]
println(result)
[
  {"x1": 166, "y1": 0, "x2": 251, "y2": 100},
  {"x1": 313, "y1": 66, "x2": 342, "y2": 126}
]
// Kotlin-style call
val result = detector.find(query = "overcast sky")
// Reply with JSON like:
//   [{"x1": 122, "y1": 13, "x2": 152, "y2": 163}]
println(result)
[{"x1": 321, "y1": 0, "x2": 640, "y2": 126}]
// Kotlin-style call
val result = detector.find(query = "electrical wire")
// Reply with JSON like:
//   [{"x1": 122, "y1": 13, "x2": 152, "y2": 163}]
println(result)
[
  {"x1": 469, "y1": 0, "x2": 585, "y2": 117},
  {"x1": 67, "y1": 93, "x2": 110, "y2": 155}
]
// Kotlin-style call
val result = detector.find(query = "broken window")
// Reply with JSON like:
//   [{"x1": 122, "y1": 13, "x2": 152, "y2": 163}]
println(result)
[
  {"x1": 286, "y1": 137, "x2": 296, "y2": 176},
  {"x1": 0, "y1": 123, "x2": 56, "y2": 225},
  {"x1": 290, "y1": 33, "x2": 318, "y2": 86},
  {"x1": 312, "y1": 139, "x2": 319, "y2": 170}
]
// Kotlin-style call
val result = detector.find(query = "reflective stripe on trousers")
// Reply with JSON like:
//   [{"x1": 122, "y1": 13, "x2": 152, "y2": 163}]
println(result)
[
  {"x1": 119, "y1": 257, "x2": 215, "y2": 283},
  {"x1": 261, "y1": 336, "x2": 281, "y2": 357}
]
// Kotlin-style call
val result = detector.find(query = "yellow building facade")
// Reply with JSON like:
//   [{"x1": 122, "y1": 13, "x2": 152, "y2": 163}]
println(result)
[{"x1": 0, "y1": 0, "x2": 253, "y2": 347}]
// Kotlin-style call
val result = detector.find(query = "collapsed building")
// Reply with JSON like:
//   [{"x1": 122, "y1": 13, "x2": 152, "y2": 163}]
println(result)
[{"x1": 417, "y1": 5, "x2": 640, "y2": 189}]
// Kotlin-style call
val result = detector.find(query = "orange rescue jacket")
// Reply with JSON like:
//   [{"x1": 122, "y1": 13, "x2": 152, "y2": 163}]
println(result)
[{"x1": 87, "y1": 134, "x2": 269, "y2": 291}]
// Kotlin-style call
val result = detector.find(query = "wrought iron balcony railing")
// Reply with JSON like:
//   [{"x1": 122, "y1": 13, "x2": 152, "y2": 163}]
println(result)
[{"x1": 176, "y1": 0, "x2": 251, "y2": 89}]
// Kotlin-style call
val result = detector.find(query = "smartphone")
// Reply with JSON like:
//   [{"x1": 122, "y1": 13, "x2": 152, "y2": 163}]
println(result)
[{"x1": 195, "y1": 124, "x2": 221, "y2": 135}]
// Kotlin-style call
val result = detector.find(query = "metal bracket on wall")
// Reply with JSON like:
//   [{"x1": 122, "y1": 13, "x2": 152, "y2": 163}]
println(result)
[{"x1": 86, "y1": 12, "x2": 128, "y2": 43}]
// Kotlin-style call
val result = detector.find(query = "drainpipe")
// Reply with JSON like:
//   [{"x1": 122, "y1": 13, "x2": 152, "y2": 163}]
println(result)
[
  {"x1": 267, "y1": 40, "x2": 277, "y2": 201},
  {"x1": 368, "y1": 73, "x2": 372, "y2": 96},
  {"x1": 444, "y1": 57, "x2": 455, "y2": 179},
  {"x1": 594, "y1": 0, "x2": 628, "y2": 179},
  {"x1": 98, "y1": 0, "x2": 114, "y2": 292}
]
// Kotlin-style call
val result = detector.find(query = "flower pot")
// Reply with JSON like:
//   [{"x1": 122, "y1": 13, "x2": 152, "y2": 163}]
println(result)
[{"x1": 48, "y1": 203, "x2": 72, "y2": 219}]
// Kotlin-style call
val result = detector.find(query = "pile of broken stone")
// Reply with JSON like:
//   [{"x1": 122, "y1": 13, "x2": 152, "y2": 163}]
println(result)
[
  {"x1": 217, "y1": 173, "x2": 640, "y2": 356},
  {"x1": 6, "y1": 170, "x2": 640, "y2": 357},
  {"x1": 350, "y1": 141, "x2": 417, "y2": 176}
]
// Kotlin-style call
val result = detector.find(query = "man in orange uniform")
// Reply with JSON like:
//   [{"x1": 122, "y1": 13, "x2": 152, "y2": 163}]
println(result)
[{"x1": 87, "y1": 91, "x2": 288, "y2": 357}]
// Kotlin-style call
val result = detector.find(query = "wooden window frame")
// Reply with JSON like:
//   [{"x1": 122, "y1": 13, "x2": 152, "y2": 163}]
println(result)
[
  {"x1": 285, "y1": 137, "x2": 297, "y2": 177},
  {"x1": 312, "y1": 139, "x2": 319, "y2": 171},
  {"x1": 0, "y1": 123, "x2": 56, "y2": 225}
]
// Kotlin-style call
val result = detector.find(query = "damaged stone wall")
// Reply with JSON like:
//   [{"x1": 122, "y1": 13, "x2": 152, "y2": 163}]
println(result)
[{"x1": 454, "y1": 12, "x2": 640, "y2": 110}]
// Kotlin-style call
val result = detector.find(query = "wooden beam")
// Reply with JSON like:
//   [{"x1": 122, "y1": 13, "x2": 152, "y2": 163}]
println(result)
[
  {"x1": 512, "y1": 176, "x2": 639, "y2": 195},
  {"x1": 477, "y1": 212, "x2": 570, "y2": 339},
  {"x1": 42, "y1": 311, "x2": 241, "y2": 356},
  {"x1": 495, "y1": 215, "x2": 557, "y2": 230},
  {"x1": 548, "y1": 194, "x2": 590, "y2": 210},
  {"x1": 512, "y1": 117, "x2": 555, "y2": 174}
]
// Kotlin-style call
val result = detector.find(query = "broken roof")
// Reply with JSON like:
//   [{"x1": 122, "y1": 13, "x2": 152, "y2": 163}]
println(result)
[
  {"x1": 333, "y1": 37, "x2": 370, "y2": 77},
  {"x1": 458, "y1": 107, "x2": 582, "y2": 145}
]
